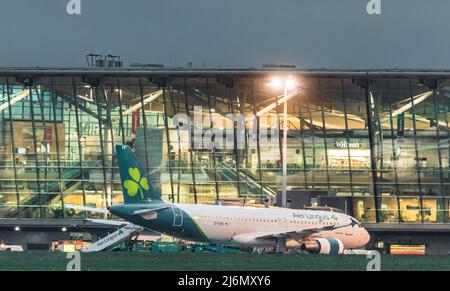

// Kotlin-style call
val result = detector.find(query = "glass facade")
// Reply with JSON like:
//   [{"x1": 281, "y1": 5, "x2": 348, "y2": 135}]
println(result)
[{"x1": 0, "y1": 74, "x2": 448, "y2": 224}]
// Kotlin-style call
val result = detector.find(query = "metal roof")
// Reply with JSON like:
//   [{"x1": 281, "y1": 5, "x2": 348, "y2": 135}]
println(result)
[{"x1": 1, "y1": 67, "x2": 450, "y2": 79}]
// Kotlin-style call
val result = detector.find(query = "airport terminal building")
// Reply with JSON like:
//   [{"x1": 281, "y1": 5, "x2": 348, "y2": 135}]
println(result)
[{"x1": 0, "y1": 67, "x2": 449, "y2": 254}]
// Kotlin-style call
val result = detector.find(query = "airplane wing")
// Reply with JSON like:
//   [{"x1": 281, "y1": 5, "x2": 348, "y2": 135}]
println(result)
[
  {"x1": 232, "y1": 223, "x2": 352, "y2": 243},
  {"x1": 65, "y1": 204, "x2": 171, "y2": 226},
  {"x1": 258, "y1": 223, "x2": 348, "y2": 240},
  {"x1": 65, "y1": 204, "x2": 171, "y2": 215},
  {"x1": 131, "y1": 205, "x2": 171, "y2": 215},
  {"x1": 83, "y1": 218, "x2": 131, "y2": 226}
]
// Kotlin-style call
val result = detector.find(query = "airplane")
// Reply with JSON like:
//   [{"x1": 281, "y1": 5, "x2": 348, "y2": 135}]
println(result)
[{"x1": 74, "y1": 144, "x2": 371, "y2": 254}]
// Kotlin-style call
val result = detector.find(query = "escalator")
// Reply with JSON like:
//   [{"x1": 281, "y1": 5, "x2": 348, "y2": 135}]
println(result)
[
  {"x1": 4, "y1": 167, "x2": 84, "y2": 218},
  {"x1": 214, "y1": 160, "x2": 277, "y2": 197}
]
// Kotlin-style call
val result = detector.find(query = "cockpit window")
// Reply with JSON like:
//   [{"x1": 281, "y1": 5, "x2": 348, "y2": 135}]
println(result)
[{"x1": 350, "y1": 218, "x2": 362, "y2": 227}]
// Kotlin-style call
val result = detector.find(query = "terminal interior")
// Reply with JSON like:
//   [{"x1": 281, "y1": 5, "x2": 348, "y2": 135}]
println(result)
[{"x1": 0, "y1": 76, "x2": 448, "y2": 224}]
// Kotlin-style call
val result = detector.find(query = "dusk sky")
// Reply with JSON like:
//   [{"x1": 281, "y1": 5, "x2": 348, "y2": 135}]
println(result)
[{"x1": 1, "y1": 0, "x2": 449, "y2": 69}]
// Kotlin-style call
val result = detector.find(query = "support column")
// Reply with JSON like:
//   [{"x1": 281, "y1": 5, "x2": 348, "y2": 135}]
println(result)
[{"x1": 353, "y1": 78, "x2": 381, "y2": 223}]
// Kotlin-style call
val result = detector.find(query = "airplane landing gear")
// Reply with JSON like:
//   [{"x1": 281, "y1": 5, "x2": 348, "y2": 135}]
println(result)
[
  {"x1": 126, "y1": 231, "x2": 140, "y2": 251},
  {"x1": 275, "y1": 238, "x2": 286, "y2": 254}
]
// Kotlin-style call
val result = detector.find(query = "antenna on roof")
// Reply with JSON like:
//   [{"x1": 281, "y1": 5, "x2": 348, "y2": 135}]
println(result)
[
  {"x1": 86, "y1": 54, "x2": 123, "y2": 68},
  {"x1": 86, "y1": 54, "x2": 103, "y2": 67}
]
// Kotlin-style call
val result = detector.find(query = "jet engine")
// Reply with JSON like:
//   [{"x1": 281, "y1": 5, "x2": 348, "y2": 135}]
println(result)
[{"x1": 300, "y1": 238, "x2": 344, "y2": 255}]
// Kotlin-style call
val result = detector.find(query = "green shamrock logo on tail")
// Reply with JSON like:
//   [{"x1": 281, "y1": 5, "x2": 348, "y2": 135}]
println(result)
[{"x1": 124, "y1": 167, "x2": 150, "y2": 199}]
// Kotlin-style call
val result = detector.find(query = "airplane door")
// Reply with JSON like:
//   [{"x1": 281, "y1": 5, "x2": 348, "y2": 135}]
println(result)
[{"x1": 171, "y1": 207, "x2": 184, "y2": 227}]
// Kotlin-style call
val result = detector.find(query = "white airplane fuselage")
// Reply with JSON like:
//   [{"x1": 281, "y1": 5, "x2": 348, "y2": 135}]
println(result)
[
  {"x1": 110, "y1": 202, "x2": 371, "y2": 251},
  {"x1": 176, "y1": 204, "x2": 370, "y2": 249}
]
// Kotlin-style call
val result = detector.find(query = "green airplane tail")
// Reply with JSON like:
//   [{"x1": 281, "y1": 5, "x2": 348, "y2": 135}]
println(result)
[{"x1": 115, "y1": 144, "x2": 163, "y2": 204}]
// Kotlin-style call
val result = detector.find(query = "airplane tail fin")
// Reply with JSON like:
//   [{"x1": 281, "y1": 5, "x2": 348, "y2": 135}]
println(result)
[{"x1": 115, "y1": 144, "x2": 163, "y2": 204}]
